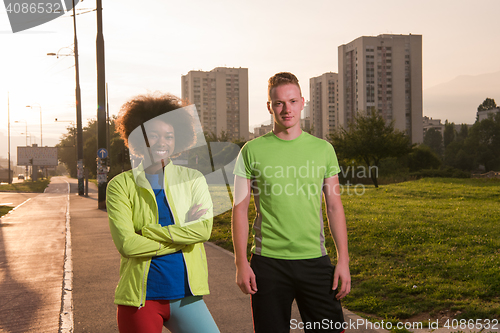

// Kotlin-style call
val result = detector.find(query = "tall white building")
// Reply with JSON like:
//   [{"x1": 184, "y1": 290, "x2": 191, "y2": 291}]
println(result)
[
  {"x1": 309, "y1": 72, "x2": 339, "y2": 139},
  {"x1": 181, "y1": 67, "x2": 249, "y2": 140},
  {"x1": 338, "y1": 34, "x2": 423, "y2": 143}
]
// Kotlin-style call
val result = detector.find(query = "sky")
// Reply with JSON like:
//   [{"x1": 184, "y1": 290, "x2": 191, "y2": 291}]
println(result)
[{"x1": 1, "y1": 0, "x2": 500, "y2": 161}]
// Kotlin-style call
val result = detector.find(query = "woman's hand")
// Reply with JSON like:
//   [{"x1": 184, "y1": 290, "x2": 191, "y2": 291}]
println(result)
[{"x1": 187, "y1": 204, "x2": 208, "y2": 222}]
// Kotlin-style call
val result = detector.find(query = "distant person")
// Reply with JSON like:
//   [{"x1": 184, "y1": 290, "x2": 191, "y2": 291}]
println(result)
[
  {"x1": 107, "y1": 92, "x2": 220, "y2": 333},
  {"x1": 232, "y1": 72, "x2": 351, "y2": 332}
]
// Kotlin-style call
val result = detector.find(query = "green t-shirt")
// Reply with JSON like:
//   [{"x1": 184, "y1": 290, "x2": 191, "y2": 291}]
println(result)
[{"x1": 234, "y1": 131, "x2": 340, "y2": 259}]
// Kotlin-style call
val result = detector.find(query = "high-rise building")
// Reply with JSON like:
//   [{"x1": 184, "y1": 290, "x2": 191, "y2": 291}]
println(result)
[
  {"x1": 338, "y1": 34, "x2": 423, "y2": 143},
  {"x1": 181, "y1": 67, "x2": 249, "y2": 140},
  {"x1": 309, "y1": 73, "x2": 339, "y2": 139}
]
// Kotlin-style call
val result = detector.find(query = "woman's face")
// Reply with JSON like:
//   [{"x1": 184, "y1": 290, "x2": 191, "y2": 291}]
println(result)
[{"x1": 144, "y1": 120, "x2": 175, "y2": 163}]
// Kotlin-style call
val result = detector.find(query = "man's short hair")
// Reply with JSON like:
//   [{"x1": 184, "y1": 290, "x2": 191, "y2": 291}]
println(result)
[{"x1": 268, "y1": 72, "x2": 302, "y2": 101}]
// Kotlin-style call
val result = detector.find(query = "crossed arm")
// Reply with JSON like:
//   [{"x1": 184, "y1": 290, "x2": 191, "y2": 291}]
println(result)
[{"x1": 107, "y1": 178, "x2": 213, "y2": 259}]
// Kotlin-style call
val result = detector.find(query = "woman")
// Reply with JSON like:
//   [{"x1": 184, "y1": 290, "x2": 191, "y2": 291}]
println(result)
[{"x1": 107, "y1": 92, "x2": 220, "y2": 333}]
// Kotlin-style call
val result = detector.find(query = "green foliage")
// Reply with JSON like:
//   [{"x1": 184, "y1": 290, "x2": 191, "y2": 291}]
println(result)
[
  {"x1": 423, "y1": 128, "x2": 443, "y2": 157},
  {"x1": 410, "y1": 167, "x2": 470, "y2": 179},
  {"x1": 477, "y1": 98, "x2": 497, "y2": 111},
  {"x1": 407, "y1": 145, "x2": 441, "y2": 172},
  {"x1": 443, "y1": 121, "x2": 456, "y2": 148},
  {"x1": 341, "y1": 178, "x2": 500, "y2": 320},
  {"x1": 443, "y1": 112, "x2": 500, "y2": 172},
  {"x1": 0, "y1": 205, "x2": 13, "y2": 217},
  {"x1": 328, "y1": 110, "x2": 413, "y2": 187},
  {"x1": 467, "y1": 113, "x2": 500, "y2": 171},
  {"x1": 57, "y1": 117, "x2": 131, "y2": 180},
  {"x1": 204, "y1": 130, "x2": 246, "y2": 148},
  {"x1": 0, "y1": 179, "x2": 50, "y2": 192}
]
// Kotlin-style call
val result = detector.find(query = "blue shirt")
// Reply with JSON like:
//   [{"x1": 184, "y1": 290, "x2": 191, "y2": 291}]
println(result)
[{"x1": 145, "y1": 172, "x2": 191, "y2": 300}]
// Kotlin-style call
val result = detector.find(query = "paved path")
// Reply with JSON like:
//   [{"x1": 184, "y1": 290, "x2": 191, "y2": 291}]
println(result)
[{"x1": 0, "y1": 177, "x2": 69, "y2": 333}]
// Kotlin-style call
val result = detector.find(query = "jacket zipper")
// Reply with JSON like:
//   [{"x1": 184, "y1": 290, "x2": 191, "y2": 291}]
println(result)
[
  {"x1": 139, "y1": 185, "x2": 159, "y2": 308},
  {"x1": 162, "y1": 175, "x2": 194, "y2": 295},
  {"x1": 139, "y1": 261, "x2": 149, "y2": 308}
]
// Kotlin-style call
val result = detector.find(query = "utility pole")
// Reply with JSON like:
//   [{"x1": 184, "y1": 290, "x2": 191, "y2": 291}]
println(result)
[
  {"x1": 7, "y1": 92, "x2": 11, "y2": 184},
  {"x1": 73, "y1": 0, "x2": 84, "y2": 196},
  {"x1": 96, "y1": 0, "x2": 107, "y2": 209}
]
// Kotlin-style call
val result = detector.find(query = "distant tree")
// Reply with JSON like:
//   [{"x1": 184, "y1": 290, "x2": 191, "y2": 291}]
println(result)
[
  {"x1": 457, "y1": 124, "x2": 469, "y2": 141},
  {"x1": 408, "y1": 145, "x2": 441, "y2": 172},
  {"x1": 327, "y1": 110, "x2": 413, "y2": 187},
  {"x1": 57, "y1": 127, "x2": 78, "y2": 177},
  {"x1": 423, "y1": 128, "x2": 443, "y2": 157},
  {"x1": 443, "y1": 121, "x2": 456, "y2": 148},
  {"x1": 205, "y1": 130, "x2": 230, "y2": 143},
  {"x1": 477, "y1": 98, "x2": 497, "y2": 111},
  {"x1": 466, "y1": 112, "x2": 500, "y2": 171},
  {"x1": 204, "y1": 130, "x2": 246, "y2": 148},
  {"x1": 444, "y1": 113, "x2": 500, "y2": 171},
  {"x1": 57, "y1": 117, "x2": 130, "y2": 179}
]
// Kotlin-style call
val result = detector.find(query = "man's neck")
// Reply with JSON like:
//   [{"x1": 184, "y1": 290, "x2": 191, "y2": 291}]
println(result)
[{"x1": 272, "y1": 124, "x2": 302, "y2": 141}]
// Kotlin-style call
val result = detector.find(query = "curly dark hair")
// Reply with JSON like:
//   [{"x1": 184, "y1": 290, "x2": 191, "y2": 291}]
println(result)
[
  {"x1": 268, "y1": 72, "x2": 302, "y2": 100},
  {"x1": 116, "y1": 92, "x2": 196, "y2": 157}
]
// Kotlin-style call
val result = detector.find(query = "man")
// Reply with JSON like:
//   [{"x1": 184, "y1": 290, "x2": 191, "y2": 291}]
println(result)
[{"x1": 232, "y1": 72, "x2": 350, "y2": 333}]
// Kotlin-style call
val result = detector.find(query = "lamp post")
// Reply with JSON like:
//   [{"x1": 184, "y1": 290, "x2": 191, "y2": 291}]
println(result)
[
  {"x1": 96, "y1": 0, "x2": 108, "y2": 208},
  {"x1": 15, "y1": 119, "x2": 28, "y2": 179},
  {"x1": 7, "y1": 92, "x2": 11, "y2": 184},
  {"x1": 26, "y1": 103, "x2": 42, "y2": 146},
  {"x1": 47, "y1": 0, "x2": 84, "y2": 195},
  {"x1": 14, "y1": 120, "x2": 27, "y2": 146},
  {"x1": 20, "y1": 132, "x2": 32, "y2": 146}
]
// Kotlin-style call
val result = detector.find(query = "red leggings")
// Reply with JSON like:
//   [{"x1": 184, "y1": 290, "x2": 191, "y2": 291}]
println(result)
[
  {"x1": 117, "y1": 297, "x2": 220, "y2": 333},
  {"x1": 118, "y1": 300, "x2": 170, "y2": 333}
]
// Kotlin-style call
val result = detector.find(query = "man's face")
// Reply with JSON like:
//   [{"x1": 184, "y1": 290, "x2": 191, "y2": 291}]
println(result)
[{"x1": 267, "y1": 83, "x2": 304, "y2": 131}]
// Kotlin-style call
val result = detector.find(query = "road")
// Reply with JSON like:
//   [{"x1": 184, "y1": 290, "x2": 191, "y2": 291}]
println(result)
[{"x1": 0, "y1": 192, "x2": 39, "y2": 209}]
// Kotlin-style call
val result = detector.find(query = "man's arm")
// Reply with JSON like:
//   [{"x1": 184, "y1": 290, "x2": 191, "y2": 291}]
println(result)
[
  {"x1": 232, "y1": 175, "x2": 257, "y2": 294},
  {"x1": 323, "y1": 175, "x2": 351, "y2": 299}
]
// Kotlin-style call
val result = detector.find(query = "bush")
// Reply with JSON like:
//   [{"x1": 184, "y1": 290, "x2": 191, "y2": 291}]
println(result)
[
  {"x1": 410, "y1": 167, "x2": 471, "y2": 179},
  {"x1": 408, "y1": 145, "x2": 441, "y2": 172}
]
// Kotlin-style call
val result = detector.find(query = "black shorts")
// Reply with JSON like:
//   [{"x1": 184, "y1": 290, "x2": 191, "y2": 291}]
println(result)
[{"x1": 250, "y1": 254, "x2": 344, "y2": 333}]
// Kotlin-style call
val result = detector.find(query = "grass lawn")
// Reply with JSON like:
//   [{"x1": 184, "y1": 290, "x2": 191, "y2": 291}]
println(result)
[
  {"x1": 0, "y1": 179, "x2": 51, "y2": 193},
  {"x1": 0, "y1": 205, "x2": 13, "y2": 217},
  {"x1": 209, "y1": 178, "x2": 500, "y2": 323}
]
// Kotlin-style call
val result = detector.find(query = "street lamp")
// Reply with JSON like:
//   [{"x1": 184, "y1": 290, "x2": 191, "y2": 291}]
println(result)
[
  {"x1": 19, "y1": 130, "x2": 32, "y2": 178},
  {"x1": 26, "y1": 103, "x2": 42, "y2": 146},
  {"x1": 14, "y1": 120, "x2": 27, "y2": 146},
  {"x1": 47, "y1": 0, "x2": 84, "y2": 196},
  {"x1": 20, "y1": 132, "x2": 32, "y2": 146}
]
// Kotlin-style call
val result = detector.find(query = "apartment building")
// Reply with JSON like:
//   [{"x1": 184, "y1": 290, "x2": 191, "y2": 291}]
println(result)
[
  {"x1": 181, "y1": 67, "x2": 249, "y2": 140},
  {"x1": 423, "y1": 116, "x2": 444, "y2": 136},
  {"x1": 338, "y1": 34, "x2": 423, "y2": 143},
  {"x1": 309, "y1": 72, "x2": 339, "y2": 139},
  {"x1": 477, "y1": 107, "x2": 500, "y2": 122}
]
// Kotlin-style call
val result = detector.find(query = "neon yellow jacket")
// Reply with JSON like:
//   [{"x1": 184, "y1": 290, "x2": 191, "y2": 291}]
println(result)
[{"x1": 106, "y1": 161, "x2": 213, "y2": 307}]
